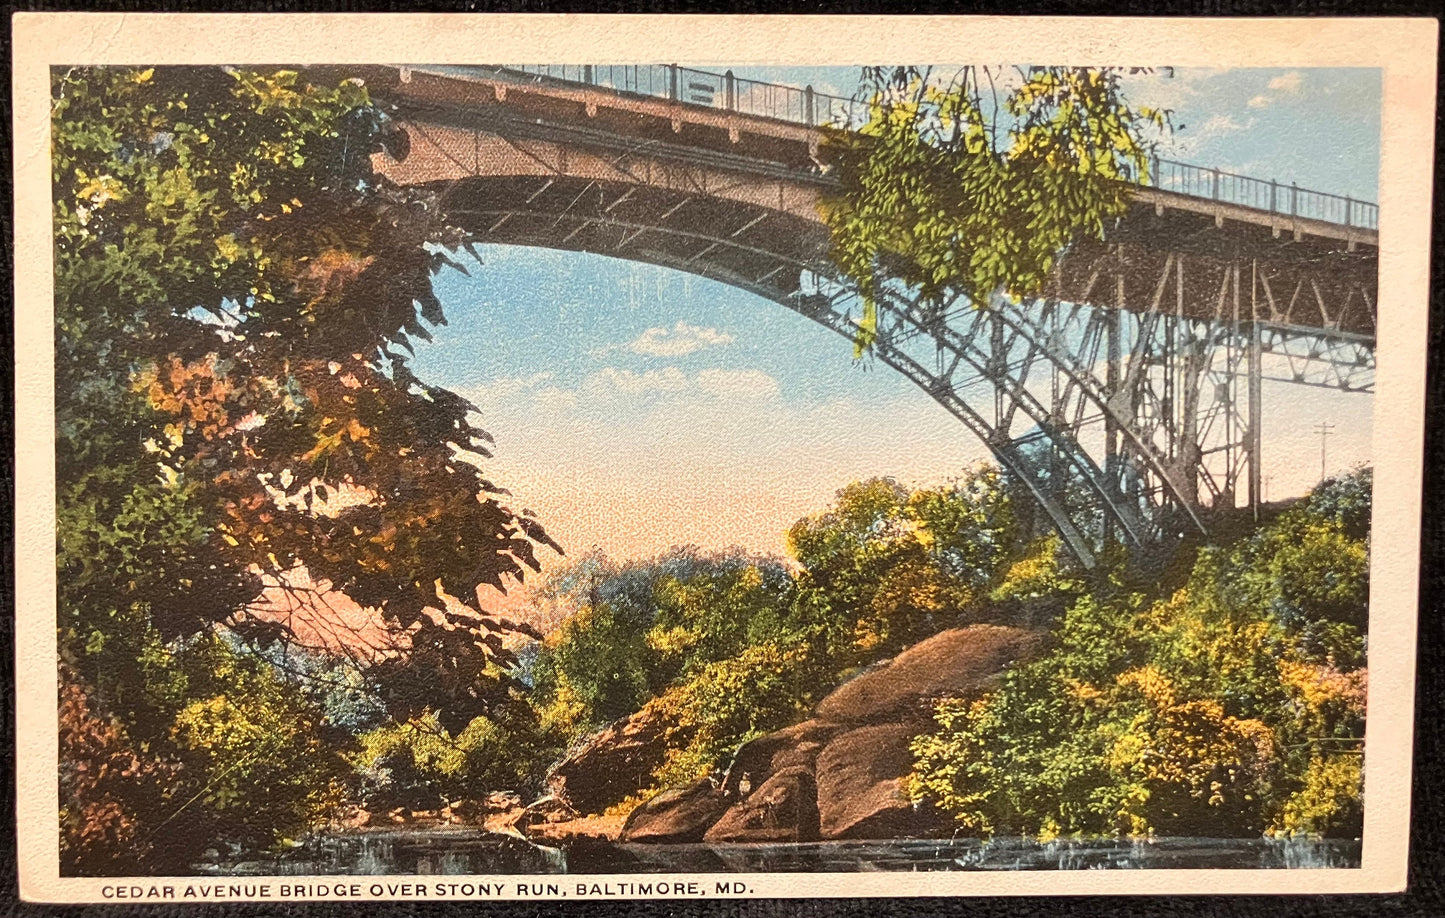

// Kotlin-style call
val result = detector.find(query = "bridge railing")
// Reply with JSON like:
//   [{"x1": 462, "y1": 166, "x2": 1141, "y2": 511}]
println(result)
[
  {"x1": 482, "y1": 63, "x2": 864, "y2": 127},
  {"x1": 1149, "y1": 157, "x2": 1377, "y2": 230},
  {"x1": 439, "y1": 64, "x2": 1376, "y2": 231}
]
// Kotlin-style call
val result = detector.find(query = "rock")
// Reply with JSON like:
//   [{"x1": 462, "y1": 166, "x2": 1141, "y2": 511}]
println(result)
[
  {"x1": 720, "y1": 719, "x2": 839, "y2": 797},
  {"x1": 482, "y1": 791, "x2": 523, "y2": 813},
  {"x1": 619, "y1": 780, "x2": 731, "y2": 843},
  {"x1": 441, "y1": 799, "x2": 477, "y2": 822},
  {"x1": 519, "y1": 794, "x2": 579, "y2": 826},
  {"x1": 526, "y1": 813, "x2": 627, "y2": 843},
  {"x1": 704, "y1": 766, "x2": 820, "y2": 843},
  {"x1": 556, "y1": 835, "x2": 646, "y2": 873},
  {"x1": 814, "y1": 723, "x2": 948, "y2": 840},
  {"x1": 332, "y1": 806, "x2": 371, "y2": 829},
  {"x1": 814, "y1": 625, "x2": 1044, "y2": 725},
  {"x1": 546, "y1": 705, "x2": 680, "y2": 815},
  {"x1": 565, "y1": 624, "x2": 1039, "y2": 844}
]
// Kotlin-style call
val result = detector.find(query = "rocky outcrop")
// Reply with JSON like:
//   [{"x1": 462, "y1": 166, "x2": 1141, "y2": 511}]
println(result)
[
  {"x1": 546, "y1": 704, "x2": 678, "y2": 815},
  {"x1": 619, "y1": 781, "x2": 731, "y2": 843},
  {"x1": 572, "y1": 624, "x2": 1044, "y2": 843},
  {"x1": 814, "y1": 724, "x2": 948, "y2": 839},
  {"x1": 813, "y1": 625, "x2": 1045, "y2": 725},
  {"x1": 719, "y1": 719, "x2": 837, "y2": 797},
  {"x1": 704, "y1": 766, "x2": 820, "y2": 843}
]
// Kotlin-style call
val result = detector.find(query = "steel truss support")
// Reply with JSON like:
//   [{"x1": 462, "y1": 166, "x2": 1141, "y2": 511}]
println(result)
[
  {"x1": 426, "y1": 140, "x2": 1376, "y2": 567},
  {"x1": 786, "y1": 249, "x2": 1375, "y2": 567}
]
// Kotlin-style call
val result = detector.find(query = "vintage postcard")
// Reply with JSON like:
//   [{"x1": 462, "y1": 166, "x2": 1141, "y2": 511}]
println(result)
[{"x1": 12, "y1": 13, "x2": 1437, "y2": 902}]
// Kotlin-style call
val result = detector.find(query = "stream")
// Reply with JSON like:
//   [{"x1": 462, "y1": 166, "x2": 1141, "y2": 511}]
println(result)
[{"x1": 196, "y1": 830, "x2": 1361, "y2": 875}]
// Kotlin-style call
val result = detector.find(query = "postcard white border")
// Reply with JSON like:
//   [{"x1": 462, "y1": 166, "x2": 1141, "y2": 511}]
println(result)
[{"x1": 12, "y1": 12, "x2": 1437, "y2": 901}]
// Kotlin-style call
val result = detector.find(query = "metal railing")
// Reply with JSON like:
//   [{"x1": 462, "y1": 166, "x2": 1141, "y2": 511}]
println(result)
[
  {"x1": 1149, "y1": 157, "x2": 1376, "y2": 231},
  {"x1": 432, "y1": 64, "x2": 1378, "y2": 232},
  {"x1": 480, "y1": 63, "x2": 867, "y2": 127}
]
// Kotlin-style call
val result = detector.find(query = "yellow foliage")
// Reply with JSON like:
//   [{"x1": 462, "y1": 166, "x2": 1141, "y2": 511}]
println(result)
[
  {"x1": 1272, "y1": 752, "x2": 1363, "y2": 837},
  {"x1": 1117, "y1": 666, "x2": 1176, "y2": 709},
  {"x1": 537, "y1": 677, "x2": 590, "y2": 740},
  {"x1": 645, "y1": 624, "x2": 698, "y2": 657},
  {"x1": 1279, "y1": 660, "x2": 1367, "y2": 723}
]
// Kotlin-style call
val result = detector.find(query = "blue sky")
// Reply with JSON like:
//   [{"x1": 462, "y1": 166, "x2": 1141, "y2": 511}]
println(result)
[
  {"x1": 411, "y1": 66, "x2": 1378, "y2": 566},
  {"x1": 737, "y1": 65, "x2": 1381, "y2": 200}
]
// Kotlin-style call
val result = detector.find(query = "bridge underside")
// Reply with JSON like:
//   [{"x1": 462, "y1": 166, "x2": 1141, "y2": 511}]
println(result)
[{"x1": 377, "y1": 101, "x2": 1378, "y2": 568}]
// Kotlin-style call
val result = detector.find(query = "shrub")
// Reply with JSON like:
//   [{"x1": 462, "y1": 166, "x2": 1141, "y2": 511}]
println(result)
[
  {"x1": 356, "y1": 703, "x2": 561, "y2": 810},
  {"x1": 58, "y1": 668, "x2": 180, "y2": 876},
  {"x1": 908, "y1": 471, "x2": 1370, "y2": 839},
  {"x1": 163, "y1": 640, "x2": 352, "y2": 855},
  {"x1": 530, "y1": 548, "x2": 799, "y2": 733}
]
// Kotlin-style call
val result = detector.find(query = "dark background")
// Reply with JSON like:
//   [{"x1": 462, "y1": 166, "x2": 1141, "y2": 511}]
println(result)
[{"x1": 2, "y1": 2, "x2": 1441, "y2": 915}]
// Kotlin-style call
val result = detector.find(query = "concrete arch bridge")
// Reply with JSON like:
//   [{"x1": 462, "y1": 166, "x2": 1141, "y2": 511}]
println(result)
[{"x1": 342, "y1": 64, "x2": 1378, "y2": 568}]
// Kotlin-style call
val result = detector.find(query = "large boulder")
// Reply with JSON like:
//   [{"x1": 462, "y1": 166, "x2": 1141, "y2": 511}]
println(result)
[
  {"x1": 719, "y1": 719, "x2": 839, "y2": 797},
  {"x1": 619, "y1": 780, "x2": 731, "y2": 843},
  {"x1": 814, "y1": 723, "x2": 949, "y2": 840},
  {"x1": 546, "y1": 705, "x2": 680, "y2": 815},
  {"x1": 813, "y1": 625, "x2": 1044, "y2": 725},
  {"x1": 562, "y1": 624, "x2": 1042, "y2": 843},
  {"x1": 704, "y1": 766, "x2": 821, "y2": 843}
]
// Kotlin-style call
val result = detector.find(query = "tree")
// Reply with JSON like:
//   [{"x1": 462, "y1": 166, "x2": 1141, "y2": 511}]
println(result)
[
  {"x1": 908, "y1": 471, "x2": 1369, "y2": 839},
  {"x1": 787, "y1": 470, "x2": 1023, "y2": 661},
  {"x1": 55, "y1": 65, "x2": 556, "y2": 729},
  {"x1": 822, "y1": 66, "x2": 1168, "y2": 353},
  {"x1": 53, "y1": 66, "x2": 559, "y2": 868},
  {"x1": 529, "y1": 548, "x2": 799, "y2": 732}
]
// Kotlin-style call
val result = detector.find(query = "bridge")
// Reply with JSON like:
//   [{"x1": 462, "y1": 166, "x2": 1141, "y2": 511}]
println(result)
[{"x1": 343, "y1": 63, "x2": 1378, "y2": 568}]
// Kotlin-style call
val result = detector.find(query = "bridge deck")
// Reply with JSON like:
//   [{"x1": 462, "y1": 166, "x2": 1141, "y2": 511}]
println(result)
[
  {"x1": 365, "y1": 65, "x2": 1378, "y2": 249},
  {"x1": 344, "y1": 65, "x2": 1376, "y2": 340}
]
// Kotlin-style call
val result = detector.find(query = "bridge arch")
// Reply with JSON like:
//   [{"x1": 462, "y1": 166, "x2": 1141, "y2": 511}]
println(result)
[
  {"x1": 362, "y1": 65, "x2": 1378, "y2": 567},
  {"x1": 437, "y1": 173, "x2": 1156, "y2": 566}
]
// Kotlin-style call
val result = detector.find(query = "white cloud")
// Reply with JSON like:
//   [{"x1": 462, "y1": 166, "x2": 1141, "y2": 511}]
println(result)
[
  {"x1": 584, "y1": 366, "x2": 691, "y2": 396},
  {"x1": 582, "y1": 365, "x2": 781, "y2": 402},
  {"x1": 1244, "y1": 71, "x2": 1301, "y2": 113},
  {"x1": 468, "y1": 364, "x2": 783, "y2": 416},
  {"x1": 1197, "y1": 113, "x2": 1251, "y2": 136},
  {"x1": 1166, "y1": 112, "x2": 1257, "y2": 157},
  {"x1": 463, "y1": 372, "x2": 556, "y2": 403},
  {"x1": 625, "y1": 321, "x2": 735, "y2": 358},
  {"x1": 1268, "y1": 71, "x2": 1302, "y2": 94},
  {"x1": 696, "y1": 368, "x2": 780, "y2": 400},
  {"x1": 1122, "y1": 67, "x2": 1224, "y2": 117}
]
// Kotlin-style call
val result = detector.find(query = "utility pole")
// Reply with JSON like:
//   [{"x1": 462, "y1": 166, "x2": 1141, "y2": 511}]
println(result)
[{"x1": 1314, "y1": 421, "x2": 1335, "y2": 484}]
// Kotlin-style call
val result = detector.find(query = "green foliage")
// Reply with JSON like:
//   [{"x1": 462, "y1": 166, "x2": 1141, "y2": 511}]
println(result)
[
  {"x1": 988, "y1": 534, "x2": 1086, "y2": 605},
  {"x1": 533, "y1": 603, "x2": 653, "y2": 730},
  {"x1": 55, "y1": 64, "x2": 555, "y2": 729},
  {"x1": 163, "y1": 637, "x2": 353, "y2": 853},
  {"x1": 645, "y1": 641, "x2": 819, "y2": 791},
  {"x1": 788, "y1": 469, "x2": 1022, "y2": 664},
  {"x1": 530, "y1": 548, "x2": 801, "y2": 734},
  {"x1": 909, "y1": 469, "x2": 1371, "y2": 839},
  {"x1": 59, "y1": 637, "x2": 351, "y2": 875},
  {"x1": 823, "y1": 66, "x2": 1168, "y2": 352},
  {"x1": 356, "y1": 704, "x2": 562, "y2": 811},
  {"x1": 52, "y1": 65, "x2": 556, "y2": 872},
  {"x1": 1273, "y1": 752, "x2": 1364, "y2": 837}
]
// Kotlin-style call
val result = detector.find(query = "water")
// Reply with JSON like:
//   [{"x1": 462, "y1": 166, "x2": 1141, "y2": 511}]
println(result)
[{"x1": 197, "y1": 830, "x2": 1361, "y2": 875}]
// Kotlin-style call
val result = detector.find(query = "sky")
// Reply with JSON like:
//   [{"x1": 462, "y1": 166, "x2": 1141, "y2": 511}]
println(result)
[
  {"x1": 408, "y1": 65, "x2": 1379, "y2": 577},
  {"x1": 740, "y1": 66, "x2": 1381, "y2": 200}
]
